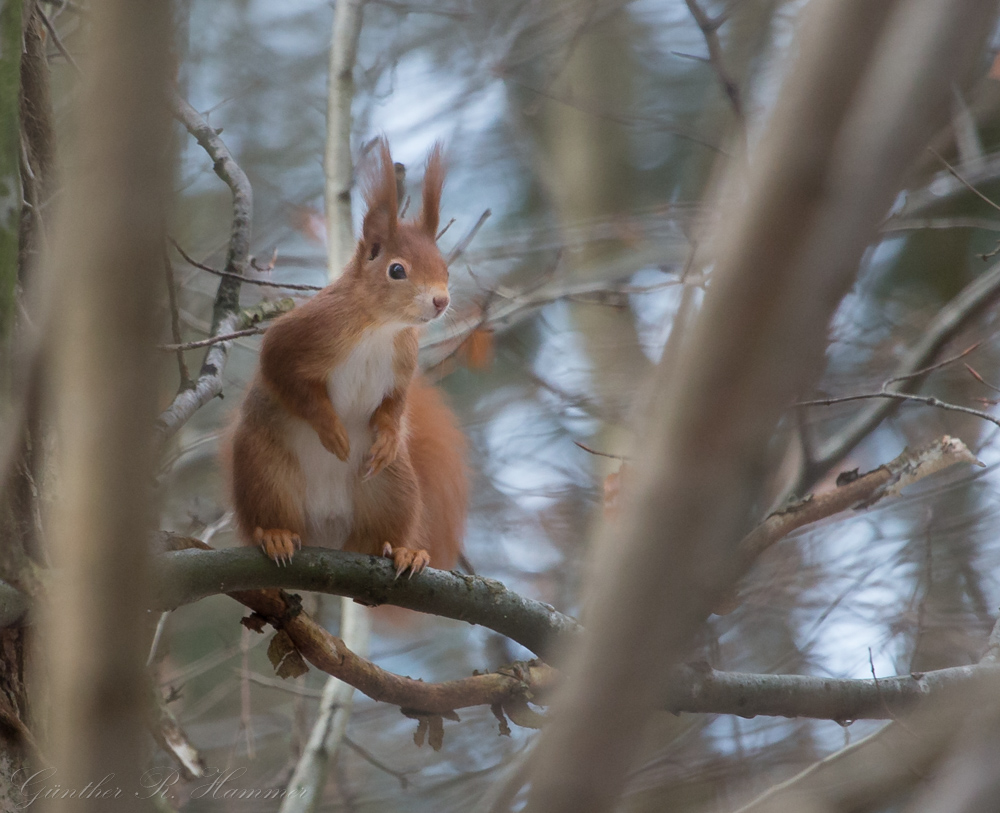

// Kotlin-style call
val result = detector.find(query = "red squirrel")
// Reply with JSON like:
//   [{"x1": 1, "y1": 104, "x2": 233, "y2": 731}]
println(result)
[{"x1": 227, "y1": 139, "x2": 467, "y2": 576}]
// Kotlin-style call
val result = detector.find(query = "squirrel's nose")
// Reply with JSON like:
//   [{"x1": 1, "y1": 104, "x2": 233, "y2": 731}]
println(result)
[{"x1": 432, "y1": 295, "x2": 450, "y2": 315}]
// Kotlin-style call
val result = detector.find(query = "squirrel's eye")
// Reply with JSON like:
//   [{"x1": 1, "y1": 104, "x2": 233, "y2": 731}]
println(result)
[{"x1": 388, "y1": 262, "x2": 407, "y2": 280}]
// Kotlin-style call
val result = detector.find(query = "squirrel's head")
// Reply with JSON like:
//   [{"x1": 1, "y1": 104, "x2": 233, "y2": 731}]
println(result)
[{"x1": 352, "y1": 138, "x2": 450, "y2": 326}]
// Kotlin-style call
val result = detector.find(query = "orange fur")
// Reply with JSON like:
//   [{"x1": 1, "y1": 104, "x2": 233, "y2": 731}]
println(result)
[{"x1": 226, "y1": 139, "x2": 466, "y2": 573}]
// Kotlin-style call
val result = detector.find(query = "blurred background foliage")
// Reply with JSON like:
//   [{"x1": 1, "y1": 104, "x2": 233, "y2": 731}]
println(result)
[{"x1": 40, "y1": 0, "x2": 1000, "y2": 808}]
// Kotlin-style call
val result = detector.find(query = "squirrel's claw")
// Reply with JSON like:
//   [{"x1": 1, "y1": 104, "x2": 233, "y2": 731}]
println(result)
[
  {"x1": 365, "y1": 430, "x2": 399, "y2": 480},
  {"x1": 382, "y1": 543, "x2": 430, "y2": 579},
  {"x1": 254, "y1": 527, "x2": 301, "y2": 566}
]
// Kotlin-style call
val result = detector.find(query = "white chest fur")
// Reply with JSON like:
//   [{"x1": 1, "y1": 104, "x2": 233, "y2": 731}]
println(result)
[{"x1": 286, "y1": 323, "x2": 402, "y2": 545}]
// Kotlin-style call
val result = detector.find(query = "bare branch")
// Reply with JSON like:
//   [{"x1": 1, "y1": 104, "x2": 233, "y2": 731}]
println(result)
[
  {"x1": 799, "y1": 390, "x2": 1000, "y2": 430},
  {"x1": 881, "y1": 216, "x2": 1000, "y2": 234},
  {"x1": 445, "y1": 209, "x2": 491, "y2": 265},
  {"x1": 805, "y1": 258, "x2": 1000, "y2": 490},
  {"x1": 717, "y1": 437, "x2": 982, "y2": 614},
  {"x1": 928, "y1": 147, "x2": 1000, "y2": 215},
  {"x1": 683, "y1": 0, "x2": 745, "y2": 131},
  {"x1": 162, "y1": 249, "x2": 191, "y2": 386},
  {"x1": 158, "y1": 326, "x2": 266, "y2": 353},
  {"x1": 147, "y1": 677, "x2": 205, "y2": 780},
  {"x1": 37, "y1": 7, "x2": 81, "y2": 75},
  {"x1": 666, "y1": 662, "x2": 1000, "y2": 721},
  {"x1": 170, "y1": 238, "x2": 322, "y2": 292},
  {"x1": 151, "y1": 543, "x2": 581, "y2": 659},
  {"x1": 325, "y1": 0, "x2": 364, "y2": 278},
  {"x1": 156, "y1": 94, "x2": 254, "y2": 444}
]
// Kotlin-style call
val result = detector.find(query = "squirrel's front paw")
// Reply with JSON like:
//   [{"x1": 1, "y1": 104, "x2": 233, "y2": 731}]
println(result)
[
  {"x1": 364, "y1": 430, "x2": 399, "y2": 480},
  {"x1": 254, "y1": 527, "x2": 301, "y2": 566},
  {"x1": 318, "y1": 419, "x2": 350, "y2": 461},
  {"x1": 381, "y1": 542, "x2": 430, "y2": 579}
]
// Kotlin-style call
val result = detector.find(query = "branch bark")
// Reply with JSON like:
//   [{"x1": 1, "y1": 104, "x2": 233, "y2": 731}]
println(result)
[
  {"x1": 151, "y1": 544, "x2": 582, "y2": 659},
  {"x1": 324, "y1": 0, "x2": 364, "y2": 279},
  {"x1": 798, "y1": 257, "x2": 1000, "y2": 492},
  {"x1": 155, "y1": 94, "x2": 253, "y2": 444}
]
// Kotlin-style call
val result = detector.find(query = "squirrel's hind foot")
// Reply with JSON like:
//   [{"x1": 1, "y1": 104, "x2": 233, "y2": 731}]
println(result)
[
  {"x1": 254, "y1": 527, "x2": 301, "y2": 566},
  {"x1": 381, "y1": 542, "x2": 430, "y2": 579}
]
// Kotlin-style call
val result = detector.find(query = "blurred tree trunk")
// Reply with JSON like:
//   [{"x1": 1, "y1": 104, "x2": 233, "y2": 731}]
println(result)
[
  {"x1": 0, "y1": 0, "x2": 21, "y2": 346},
  {"x1": 37, "y1": 0, "x2": 173, "y2": 809},
  {"x1": 0, "y1": 1, "x2": 33, "y2": 807}
]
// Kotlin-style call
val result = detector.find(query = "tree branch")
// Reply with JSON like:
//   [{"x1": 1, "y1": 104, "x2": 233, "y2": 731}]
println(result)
[
  {"x1": 169, "y1": 238, "x2": 322, "y2": 292},
  {"x1": 802, "y1": 257, "x2": 1000, "y2": 491},
  {"x1": 155, "y1": 94, "x2": 253, "y2": 445},
  {"x1": 324, "y1": 0, "x2": 364, "y2": 278},
  {"x1": 150, "y1": 544, "x2": 581, "y2": 660},
  {"x1": 683, "y1": 0, "x2": 745, "y2": 132},
  {"x1": 666, "y1": 662, "x2": 1000, "y2": 721},
  {"x1": 143, "y1": 526, "x2": 1000, "y2": 728}
]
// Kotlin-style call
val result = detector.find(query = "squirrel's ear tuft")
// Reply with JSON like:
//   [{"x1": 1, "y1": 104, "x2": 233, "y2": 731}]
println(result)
[
  {"x1": 361, "y1": 137, "x2": 399, "y2": 253},
  {"x1": 419, "y1": 142, "x2": 445, "y2": 239}
]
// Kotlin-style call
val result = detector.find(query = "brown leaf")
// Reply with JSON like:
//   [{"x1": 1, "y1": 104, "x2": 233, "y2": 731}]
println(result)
[
  {"x1": 267, "y1": 630, "x2": 309, "y2": 679},
  {"x1": 428, "y1": 716, "x2": 445, "y2": 751},
  {"x1": 240, "y1": 613, "x2": 267, "y2": 633},
  {"x1": 491, "y1": 703, "x2": 512, "y2": 737},
  {"x1": 460, "y1": 327, "x2": 495, "y2": 370},
  {"x1": 413, "y1": 718, "x2": 428, "y2": 748}
]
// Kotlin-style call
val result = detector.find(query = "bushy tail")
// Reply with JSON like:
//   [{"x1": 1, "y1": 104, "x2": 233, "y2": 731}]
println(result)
[{"x1": 407, "y1": 376, "x2": 468, "y2": 570}]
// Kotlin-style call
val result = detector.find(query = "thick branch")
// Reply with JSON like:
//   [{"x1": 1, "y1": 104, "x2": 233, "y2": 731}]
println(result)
[
  {"x1": 151, "y1": 546, "x2": 582, "y2": 660},
  {"x1": 731, "y1": 436, "x2": 980, "y2": 583},
  {"x1": 666, "y1": 663, "x2": 1000, "y2": 721},
  {"x1": 155, "y1": 94, "x2": 253, "y2": 444},
  {"x1": 236, "y1": 585, "x2": 556, "y2": 715},
  {"x1": 324, "y1": 0, "x2": 364, "y2": 278}
]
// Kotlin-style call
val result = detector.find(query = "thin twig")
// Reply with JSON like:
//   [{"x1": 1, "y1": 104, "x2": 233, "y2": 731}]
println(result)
[
  {"x1": 928, "y1": 147, "x2": 1000, "y2": 215},
  {"x1": 38, "y1": 7, "x2": 81, "y2": 75},
  {"x1": 884, "y1": 341, "x2": 981, "y2": 385},
  {"x1": 170, "y1": 238, "x2": 322, "y2": 292},
  {"x1": 435, "y1": 217, "x2": 456, "y2": 241},
  {"x1": 445, "y1": 209, "x2": 491, "y2": 265},
  {"x1": 158, "y1": 326, "x2": 266, "y2": 352},
  {"x1": 683, "y1": 0, "x2": 745, "y2": 131},
  {"x1": 803, "y1": 258, "x2": 1000, "y2": 491},
  {"x1": 573, "y1": 441, "x2": 628, "y2": 461},
  {"x1": 966, "y1": 363, "x2": 1000, "y2": 394},
  {"x1": 163, "y1": 250, "x2": 192, "y2": 387},
  {"x1": 798, "y1": 390, "x2": 1000, "y2": 430},
  {"x1": 156, "y1": 94, "x2": 254, "y2": 444},
  {"x1": 343, "y1": 737, "x2": 412, "y2": 788}
]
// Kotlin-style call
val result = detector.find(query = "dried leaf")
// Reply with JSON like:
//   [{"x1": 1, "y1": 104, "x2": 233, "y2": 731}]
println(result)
[
  {"x1": 459, "y1": 327, "x2": 495, "y2": 370},
  {"x1": 413, "y1": 718, "x2": 427, "y2": 748},
  {"x1": 240, "y1": 613, "x2": 267, "y2": 633},
  {"x1": 428, "y1": 716, "x2": 445, "y2": 751},
  {"x1": 491, "y1": 703, "x2": 512, "y2": 737},
  {"x1": 267, "y1": 631, "x2": 308, "y2": 679}
]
